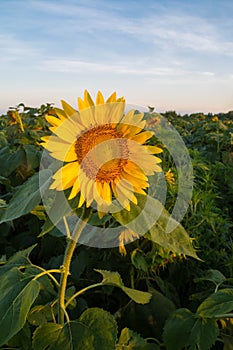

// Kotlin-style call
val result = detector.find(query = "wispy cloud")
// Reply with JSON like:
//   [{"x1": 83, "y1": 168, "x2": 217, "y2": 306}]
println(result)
[
  {"x1": 40, "y1": 58, "x2": 218, "y2": 81},
  {"x1": 40, "y1": 58, "x2": 178, "y2": 75},
  {"x1": 28, "y1": 0, "x2": 233, "y2": 56},
  {"x1": 0, "y1": 34, "x2": 40, "y2": 63}
]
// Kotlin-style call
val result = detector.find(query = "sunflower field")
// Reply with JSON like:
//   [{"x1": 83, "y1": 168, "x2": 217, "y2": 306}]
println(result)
[{"x1": 0, "y1": 95, "x2": 233, "y2": 350}]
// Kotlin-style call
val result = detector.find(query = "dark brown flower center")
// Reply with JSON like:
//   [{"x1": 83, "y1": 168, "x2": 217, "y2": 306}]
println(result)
[{"x1": 75, "y1": 124, "x2": 129, "y2": 183}]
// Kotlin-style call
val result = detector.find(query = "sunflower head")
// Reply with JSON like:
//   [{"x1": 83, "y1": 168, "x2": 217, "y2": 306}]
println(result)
[
  {"x1": 165, "y1": 169, "x2": 175, "y2": 185},
  {"x1": 41, "y1": 90, "x2": 162, "y2": 214}
]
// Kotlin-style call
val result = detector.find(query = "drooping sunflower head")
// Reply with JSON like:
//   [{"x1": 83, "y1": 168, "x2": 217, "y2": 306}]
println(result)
[{"x1": 41, "y1": 90, "x2": 162, "y2": 214}]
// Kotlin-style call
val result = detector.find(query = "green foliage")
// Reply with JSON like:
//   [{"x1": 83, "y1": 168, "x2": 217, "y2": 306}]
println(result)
[
  {"x1": 0, "y1": 169, "x2": 52, "y2": 223},
  {"x1": 0, "y1": 245, "x2": 41, "y2": 346},
  {"x1": 197, "y1": 289, "x2": 233, "y2": 318},
  {"x1": 163, "y1": 308, "x2": 219, "y2": 350},
  {"x1": 33, "y1": 308, "x2": 117, "y2": 350},
  {"x1": 116, "y1": 327, "x2": 159, "y2": 349},
  {"x1": 0, "y1": 105, "x2": 232, "y2": 349},
  {"x1": 0, "y1": 269, "x2": 40, "y2": 346},
  {"x1": 96, "y1": 269, "x2": 152, "y2": 304},
  {"x1": 113, "y1": 194, "x2": 198, "y2": 259}
]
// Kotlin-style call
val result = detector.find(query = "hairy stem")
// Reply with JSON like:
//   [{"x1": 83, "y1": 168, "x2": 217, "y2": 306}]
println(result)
[{"x1": 58, "y1": 209, "x2": 90, "y2": 324}]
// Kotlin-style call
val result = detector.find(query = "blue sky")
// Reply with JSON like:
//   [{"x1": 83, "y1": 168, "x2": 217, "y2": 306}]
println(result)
[{"x1": 0, "y1": 0, "x2": 233, "y2": 114}]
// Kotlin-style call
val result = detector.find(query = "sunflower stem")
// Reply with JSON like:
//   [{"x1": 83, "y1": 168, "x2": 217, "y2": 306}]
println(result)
[{"x1": 58, "y1": 207, "x2": 90, "y2": 325}]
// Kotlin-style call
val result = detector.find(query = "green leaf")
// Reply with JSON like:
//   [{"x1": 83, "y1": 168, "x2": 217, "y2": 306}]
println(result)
[
  {"x1": 79, "y1": 308, "x2": 118, "y2": 349},
  {"x1": 23, "y1": 144, "x2": 40, "y2": 170},
  {"x1": 28, "y1": 304, "x2": 56, "y2": 326},
  {"x1": 33, "y1": 322, "x2": 89, "y2": 350},
  {"x1": 194, "y1": 269, "x2": 226, "y2": 286},
  {"x1": 116, "y1": 327, "x2": 159, "y2": 350},
  {"x1": 131, "y1": 249, "x2": 148, "y2": 272},
  {"x1": 163, "y1": 308, "x2": 196, "y2": 350},
  {"x1": 188, "y1": 318, "x2": 219, "y2": 350},
  {"x1": 0, "y1": 147, "x2": 25, "y2": 177},
  {"x1": 0, "y1": 169, "x2": 52, "y2": 223},
  {"x1": 113, "y1": 194, "x2": 199, "y2": 259},
  {"x1": 197, "y1": 288, "x2": 233, "y2": 317},
  {"x1": 163, "y1": 308, "x2": 219, "y2": 350},
  {"x1": 33, "y1": 308, "x2": 117, "y2": 350},
  {"x1": 96, "y1": 269, "x2": 124, "y2": 286},
  {"x1": 0, "y1": 245, "x2": 37, "y2": 276},
  {"x1": 0, "y1": 267, "x2": 40, "y2": 346},
  {"x1": 121, "y1": 287, "x2": 152, "y2": 305},
  {"x1": 7, "y1": 322, "x2": 32, "y2": 349},
  {"x1": 95, "y1": 269, "x2": 151, "y2": 304}
]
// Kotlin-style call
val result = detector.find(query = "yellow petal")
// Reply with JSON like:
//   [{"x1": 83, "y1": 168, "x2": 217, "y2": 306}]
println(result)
[
  {"x1": 45, "y1": 115, "x2": 62, "y2": 127},
  {"x1": 119, "y1": 242, "x2": 127, "y2": 256},
  {"x1": 61, "y1": 100, "x2": 77, "y2": 117},
  {"x1": 52, "y1": 117, "x2": 80, "y2": 143},
  {"x1": 51, "y1": 144, "x2": 77, "y2": 162},
  {"x1": 85, "y1": 180, "x2": 95, "y2": 207},
  {"x1": 43, "y1": 135, "x2": 71, "y2": 151},
  {"x1": 121, "y1": 171, "x2": 148, "y2": 189},
  {"x1": 68, "y1": 177, "x2": 80, "y2": 200},
  {"x1": 106, "y1": 92, "x2": 117, "y2": 103},
  {"x1": 116, "y1": 181, "x2": 137, "y2": 205},
  {"x1": 102, "y1": 182, "x2": 112, "y2": 203},
  {"x1": 94, "y1": 103, "x2": 111, "y2": 124},
  {"x1": 118, "y1": 124, "x2": 142, "y2": 137},
  {"x1": 77, "y1": 97, "x2": 86, "y2": 111},
  {"x1": 79, "y1": 106, "x2": 96, "y2": 128},
  {"x1": 116, "y1": 96, "x2": 125, "y2": 102},
  {"x1": 96, "y1": 91, "x2": 104, "y2": 105},
  {"x1": 124, "y1": 161, "x2": 147, "y2": 180},
  {"x1": 53, "y1": 108, "x2": 67, "y2": 121},
  {"x1": 78, "y1": 193, "x2": 85, "y2": 207},
  {"x1": 146, "y1": 145, "x2": 163, "y2": 154},
  {"x1": 108, "y1": 102, "x2": 125, "y2": 124},
  {"x1": 51, "y1": 162, "x2": 79, "y2": 191},
  {"x1": 132, "y1": 131, "x2": 154, "y2": 144},
  {"x1": 84, "y1": 89, "x2": 94, "y2": 108},
  {"x1": 130, "y1": 154, "x2": 162, "y2": 174},
  {"x1": 97, "y1": 210, "x2": 107, "y2": 219},
  {"x1": 121, "y1": 110, "x2": 145, "y2": 128}
]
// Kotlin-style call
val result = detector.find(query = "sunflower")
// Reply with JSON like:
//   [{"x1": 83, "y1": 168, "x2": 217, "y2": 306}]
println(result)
[
  {"x1": 41, "y1": 90, "x2": 162, "y2": 214},
  {"x1": 165, "y1": 169, "x2": 175, "y2": 185}
]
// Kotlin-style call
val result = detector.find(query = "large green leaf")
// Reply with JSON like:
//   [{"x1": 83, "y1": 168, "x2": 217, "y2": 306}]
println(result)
[
  {"x1": 197, "y1": 288, "x2": 233, "y2": 317},
  {"x1": 0, "y1": 147, "x2": 25, "y2": 177},
  {"x1": 163, "y1": 308, "x2": 195, "y2": 350},
  {"x1": 33, "y1": 322, "x2": 90, "y2": 350},
  {"x1": 95, "y1": 269, "x2": 151, "y2": 304},
  {"x1": 0, "y1": 245, "x2": 37, "y2": 277},
  {"x1": 33, "y1": 308, "x2": 117, "y2": 350},
  {"x1": 163, "y1": 308, "x2": 219, "y2": 350},
  {"x1": 79, "y1": 308, "x2": 118, "y2": 349},
  {"x1": 113, "y1": 194, "x2": 199, "y2": 259},
  {"x1": 0, "y1": 169, "x2": 52, "y2": 223},
  {"x1": 188, "y1": 318, "x2": 219, "y2": 350},
  {"x1": 194, "y1": 269, "x2": 226, "y2": 286},
  {"x1": 0, "y1": 267, "x2": 40, "y2": 346},
  {"x1": 23, "y1": 144, "x2": 41, "y2": 170},
  {"x1": 7, "y1": 322, "x2": 32, "y2": 349}
]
